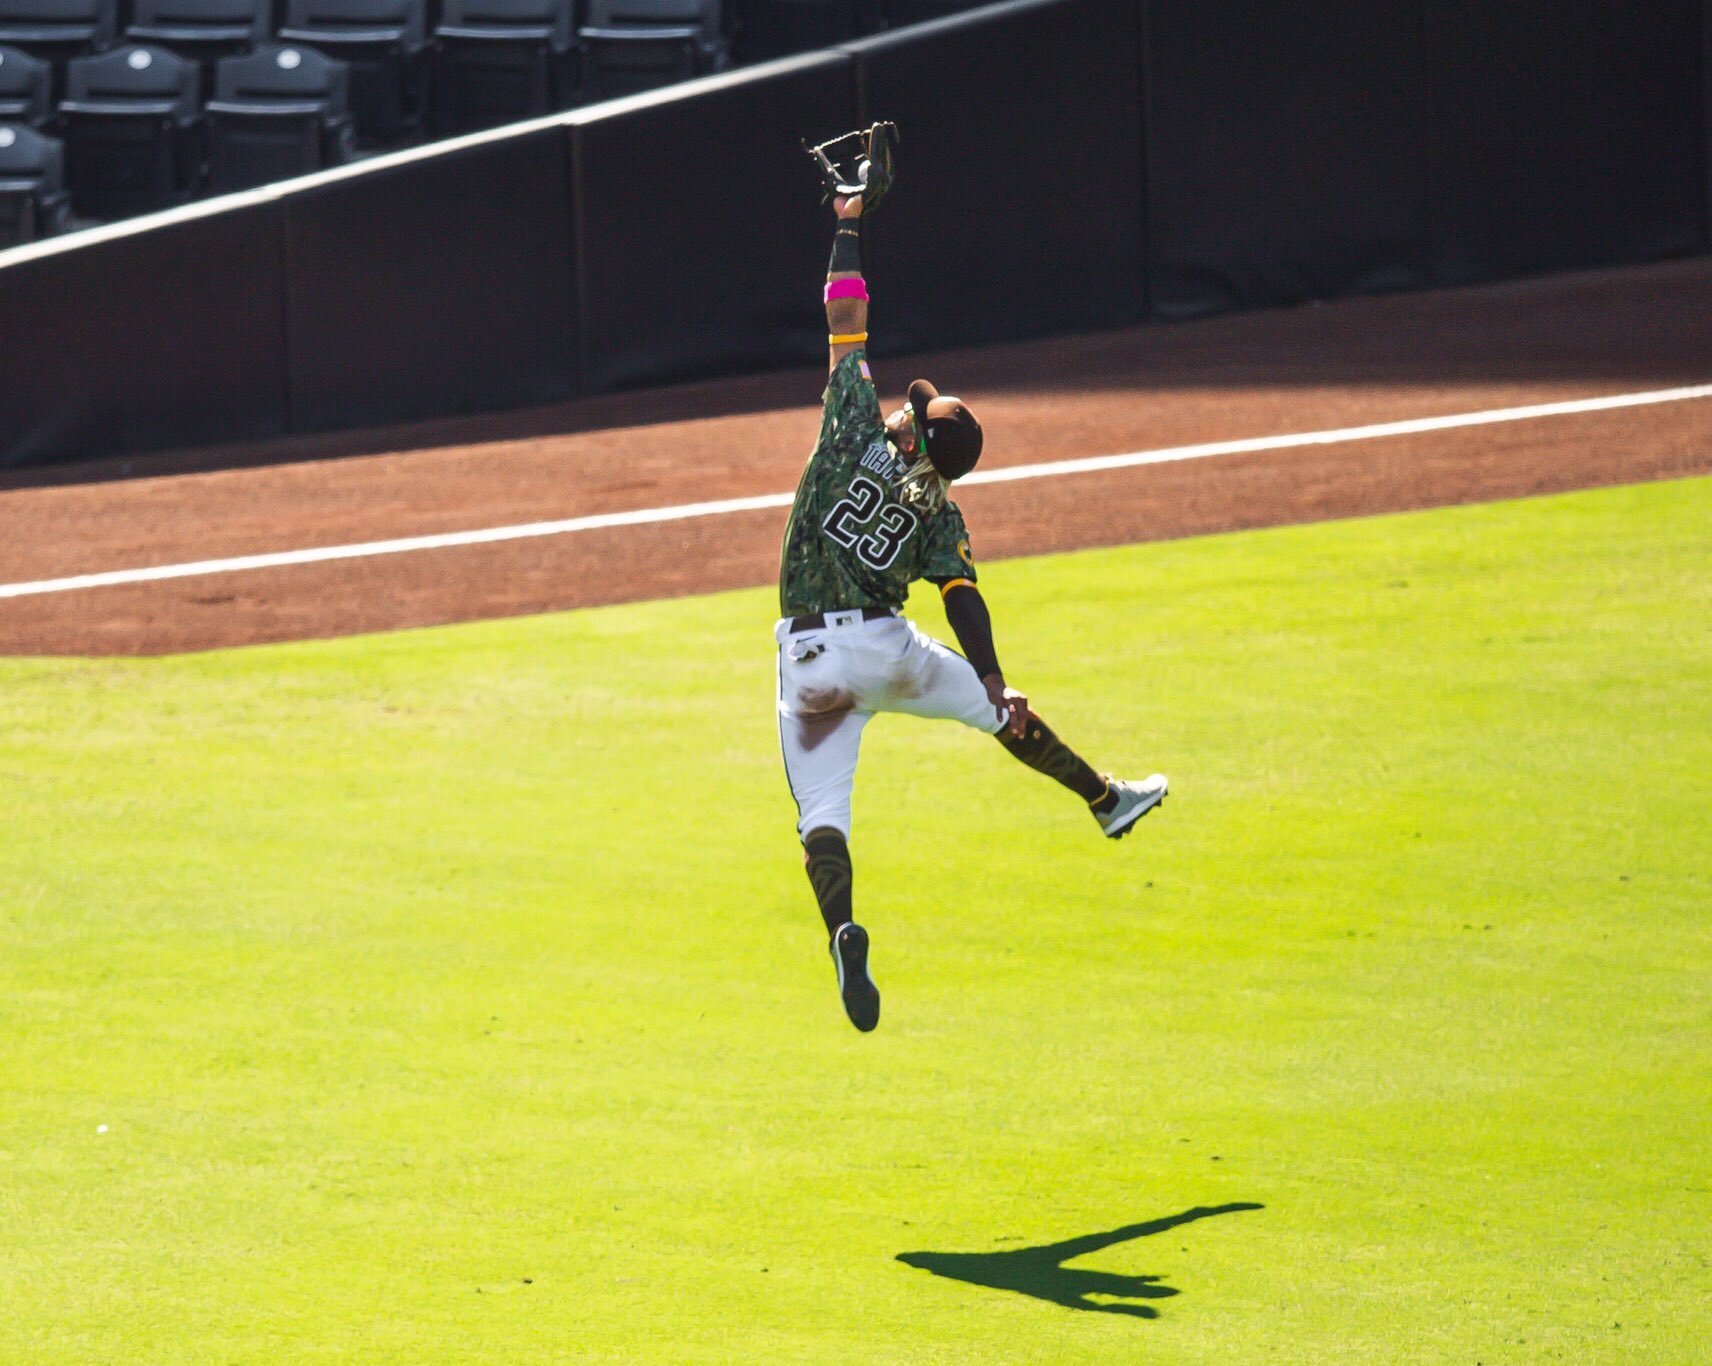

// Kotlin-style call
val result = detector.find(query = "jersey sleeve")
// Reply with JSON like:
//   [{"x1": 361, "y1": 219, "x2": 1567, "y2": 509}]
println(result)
[
  {"x1": 920, "y1": 502, "x2": 978, "y2": 585},
  {"x1": 821, "y1": 349, "x2": 883, "y2": 444}
]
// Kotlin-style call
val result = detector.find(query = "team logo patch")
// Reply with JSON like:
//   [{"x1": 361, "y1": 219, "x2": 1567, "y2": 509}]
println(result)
[{"x1": 958, "y1": 538, "x2": 974, "y2": 569}]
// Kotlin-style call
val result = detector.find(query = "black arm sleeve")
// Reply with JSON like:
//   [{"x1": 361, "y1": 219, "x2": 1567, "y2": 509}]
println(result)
[
  {"x1": 829, "y1": 218, "x2": 862, "y2": 274},
  {"x1": 940, "y1": 582, "x2": 1001, "y2": 680}
]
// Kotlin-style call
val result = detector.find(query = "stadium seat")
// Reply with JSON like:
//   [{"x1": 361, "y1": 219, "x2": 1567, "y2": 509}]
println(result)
[
  {"x1": 58, "y1": 43, "x2": 202, "y2": 218},
  {"x1": 0, "y1": 0, "x2": 117, "y2": 101},
  {"x1": 277, "y1": 0, "x2": 429, "y2": 147},
  {"x1": 0, "y1": 42, "x2": 52, "y2": 125},
  {"x1": 732, "y1": 0, "x2": 874, "y2": 65},
  {"x1": 0, "y1": 0, "x2": 116, "y2": 56},
  {"x1": 577, "y1": 0, "x2": 728, "y2": 102},
  {"x1": 0, "y1": 120, "x2": 72, "y2": 241},
  {"x1": 431, "y1": 0, "x2": 575, "y2": 135},
  {"x1": 205, "y1": 43, "x2": 353, "y2": 192},
  {"x1": 125, "y1": 0, "x2": 269, "y2": 70}
]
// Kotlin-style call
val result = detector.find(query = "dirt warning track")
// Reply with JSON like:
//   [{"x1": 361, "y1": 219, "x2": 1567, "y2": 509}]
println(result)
[{"x1": 4, "y1": 258, "x2": 1710, "y2": 657}]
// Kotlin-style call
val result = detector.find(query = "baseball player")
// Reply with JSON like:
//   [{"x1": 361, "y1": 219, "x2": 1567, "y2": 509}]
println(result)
[{"x1": 777, "y1": 185, "x2": 1168, "y2": 1033}]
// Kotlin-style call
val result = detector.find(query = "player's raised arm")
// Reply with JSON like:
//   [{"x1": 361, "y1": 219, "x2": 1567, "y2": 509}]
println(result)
[
  {"x1": 825, "y1": 194, "x2": 868, "y2": 373},
  {"x1": 807, "y1": 122, "x2": 893, "y2": 373}
]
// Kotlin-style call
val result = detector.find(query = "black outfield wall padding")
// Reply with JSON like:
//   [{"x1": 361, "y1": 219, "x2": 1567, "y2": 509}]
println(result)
[
  {"x1": 570, "y1": 54, "x2": 857, "y2": 394},
  {"x1": 0, "y1": 201, "x2": 287, "y2": 467},
  {"x1": 3, "y1": 0, "x2": 1710, "y2": 470},
  {"x1": 1426, "y1": 0, "x2": 1708, "y2": 286},
  {"x1": 1141, "y1": 0, "x2": 1431, "y2": 319},
  {"x1": 850, "y1": 0, "x2": 1146, "y2": 354},
  {"x1": 1705, "y1": 0, "x2": 1712, "y2": 249},
  {"x1": 281, "y1": 124, "x2": 580, "y2": 434}
]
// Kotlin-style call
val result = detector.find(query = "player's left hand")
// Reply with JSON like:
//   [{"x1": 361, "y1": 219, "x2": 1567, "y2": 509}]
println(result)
[{"x1": 983, "y1": 673, "x2": 1028, "y2": 739}]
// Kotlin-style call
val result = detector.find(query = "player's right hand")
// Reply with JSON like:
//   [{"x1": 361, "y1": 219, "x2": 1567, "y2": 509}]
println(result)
[
  {"x1": 833, "y1": 193, "x2": 864, "y2": 219},
  {"x1": 983, "y1": 673, "x2": 1029, "y2": 739}
]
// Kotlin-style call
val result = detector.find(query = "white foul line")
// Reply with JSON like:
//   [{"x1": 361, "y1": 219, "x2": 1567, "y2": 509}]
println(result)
[{"x1": 3, "y1": 381, "x2": 1710, "y2": 601}]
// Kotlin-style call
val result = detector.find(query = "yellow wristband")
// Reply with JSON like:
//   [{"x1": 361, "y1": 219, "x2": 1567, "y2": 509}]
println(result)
[{"x1": 829, "y1": 332, "x2": 868, "y2": 345}]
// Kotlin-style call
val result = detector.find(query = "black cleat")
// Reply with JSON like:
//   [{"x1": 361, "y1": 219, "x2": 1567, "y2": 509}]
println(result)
[{"x1": 829, "y1": 921, "x2": 880, "y2": 1032}]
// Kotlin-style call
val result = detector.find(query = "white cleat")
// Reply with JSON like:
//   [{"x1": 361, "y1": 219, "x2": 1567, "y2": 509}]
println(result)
[{"x1": 1094, "y1": 774, "x2": 1168, "y2": 840}]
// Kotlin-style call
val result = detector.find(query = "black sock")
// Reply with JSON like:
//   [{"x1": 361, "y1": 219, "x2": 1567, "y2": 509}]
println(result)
[
  {"x1": 803, "y1": 827, "x2": 854, "y2": 937},
  {"x1": 997, "y1": 713, "x2": 1112, "y2": 807}
]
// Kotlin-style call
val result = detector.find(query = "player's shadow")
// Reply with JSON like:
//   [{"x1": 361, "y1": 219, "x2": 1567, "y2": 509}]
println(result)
[{"x1": 896, "y1": 1203, "x2": 1263, "y2": 1318}]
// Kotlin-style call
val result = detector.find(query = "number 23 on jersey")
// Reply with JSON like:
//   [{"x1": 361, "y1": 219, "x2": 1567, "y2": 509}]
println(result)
[{"x1": 822, "y1": 474, "x2": 918, "y2": 569}]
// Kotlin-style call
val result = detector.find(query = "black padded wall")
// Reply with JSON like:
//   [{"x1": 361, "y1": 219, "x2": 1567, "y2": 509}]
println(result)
[
  {"x1": 1704, "y1": 0, "x2": 1712, "y2": 249},
  {"x1": 571, "y1": 54, "x2": 857, "y2": 393},
  {"x1": 4, "y1": 0, "x2": 1709, "y2": 469},
  {"x1": 1141, "y1": 1, "x2": 1430, "y2": 319},
  {"x1": 281, "y1": 126, "x2": 579, "y2": 433},
  {"x1": 0, "y1": 202, "x2": 287, "y2": 467},
  {"x1": 1426, "y1": 0, "x2": 1707, "y2": 285},
  {"x1": 850, "y1": 0, "x2": 1146, "y2": 353}
]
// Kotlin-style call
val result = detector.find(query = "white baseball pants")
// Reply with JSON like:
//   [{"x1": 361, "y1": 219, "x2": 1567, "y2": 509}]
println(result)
[{"x1": 776, "y1": 610, "x2": 1007, "y2": 841}]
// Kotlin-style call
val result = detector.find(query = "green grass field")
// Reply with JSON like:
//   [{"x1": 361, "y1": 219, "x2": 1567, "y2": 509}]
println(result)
[{"x1": 3, "y1": 476, "x2": 1709, "y2": 1362}]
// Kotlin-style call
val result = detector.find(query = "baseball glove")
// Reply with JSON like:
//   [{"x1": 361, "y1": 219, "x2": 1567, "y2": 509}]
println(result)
[{"x1": 804, "y1": 121, "x2": 899, "y2": 212}]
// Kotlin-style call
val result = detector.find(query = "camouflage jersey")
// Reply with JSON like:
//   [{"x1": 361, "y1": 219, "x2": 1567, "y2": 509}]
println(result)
[{"x1": 779, "y1": 350, "x2": 976, "y2": 616}]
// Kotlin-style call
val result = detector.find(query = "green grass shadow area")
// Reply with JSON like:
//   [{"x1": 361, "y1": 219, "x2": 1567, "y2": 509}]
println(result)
[{"x1": 2, "y1": 476, "x2": 1709, "y2": 1362}]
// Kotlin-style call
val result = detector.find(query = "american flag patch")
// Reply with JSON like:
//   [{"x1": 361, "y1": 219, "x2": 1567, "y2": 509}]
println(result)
[{"x1": 859, "y1": 360, "x2": 872, "y2": 381}]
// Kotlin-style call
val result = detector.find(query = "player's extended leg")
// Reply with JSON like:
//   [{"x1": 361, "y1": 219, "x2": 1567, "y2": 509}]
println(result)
[
  {"x1": 996, "y1": 715, "x2": 1168, "y2": 839},
  {"x1": 777, "y1": 626, "x2": 880, "y2": 1031},
  {"x1": 781, "y1": 715, "x2": 882, "y2": 1032},
  {"x1": 779, "y1": 710, "x2": 881, "y2": 1033},
  {"x1": 878, "y1": 618, "x2": 1168, "y2": 840}
]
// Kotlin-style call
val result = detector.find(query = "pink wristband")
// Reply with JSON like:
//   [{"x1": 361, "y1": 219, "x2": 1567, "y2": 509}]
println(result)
[{"x1": 824, "y1": 277, "x2": 870, "y2": 303}]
